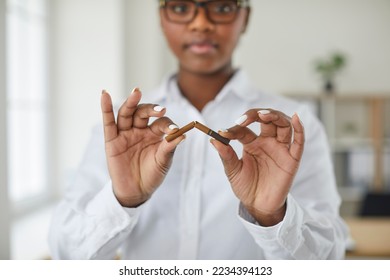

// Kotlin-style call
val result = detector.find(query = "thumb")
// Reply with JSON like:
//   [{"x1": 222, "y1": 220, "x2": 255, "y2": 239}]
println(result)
[
  {"x1": 155, "y1": 135, "x2": 185, "y2": 174},
  {"x1": 210, "y1": 139, "x2": 241, "y2": 179}
]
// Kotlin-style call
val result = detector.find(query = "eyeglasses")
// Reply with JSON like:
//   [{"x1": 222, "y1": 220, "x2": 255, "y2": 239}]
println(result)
[{"x1": 159, "y1": 0, "x2": 249, "y2": 24}]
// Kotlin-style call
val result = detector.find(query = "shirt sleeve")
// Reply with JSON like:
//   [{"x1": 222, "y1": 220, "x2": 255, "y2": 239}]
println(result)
[
  {"x1": 49, "y1": 181, "x2": 141, "y2": 259},
  {"x1": 238, "y1": 107, "x2": 349, "y2": 259},
  {"x1": 48, "y1": 125, "x2": 141, "y2": 259},
  {"x1": 239, "y1": 195, "x2": 347, "y2": 259}
]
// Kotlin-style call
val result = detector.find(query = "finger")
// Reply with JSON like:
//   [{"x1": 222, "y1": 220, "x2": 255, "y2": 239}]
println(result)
[
  {"x1": 276, "y1": 125, "x2": 293, "y2": 144},
  {"x1": 219, "y1": 125, "x2": 257, "y2": 145},
  {"x1": 165, "y1": 121, "x2": 196, "y2": 142},
  {"x1": 290, "y1": 113, "x2": 305, "y2": 161},
  {"x1": 155, "y1": 130, "x2": 186, "y2": 173},
  {"x1": 194, "y1": 122, "x2": 230, "y2": 145},
  {"x1": 258, "y1": 110, "x2": 292, "y2": 144},
  {"x1": 235, "y1": 108, "x2": 286, "y2": 127},
  {"x1": 147, "y1": 118, "x2": 185, "y2": 176},
  {"x1": 258, "y1": 109, "x2": 291, "y2": 127},
  {"x1": 210, "y1": 138, "x2": 241, "y2": 180},
  {"x1": 117, "y1": 88, "x2": 142, "y2": 131},
  {"x1": 235, "y1": 109, "x2": 278, "y2": 138},
  {"x1": 149, "y1": 117, "x2": 179, "y2": 137},
  {"x1": 235, "y1": 108, "x2": 290, "y2": 140},
  {"x1": 234, "y1": 108, "x2": 261, "y2": 127},
  {"x1": 257, "y1": 110, "x2": 276, "y2": 137},
  {"x1": 132, "y1": 104, "x2": 166, "y2": 128},
  {"x1": 101, "y1": 90, "x2": 117, "y2": 142}
]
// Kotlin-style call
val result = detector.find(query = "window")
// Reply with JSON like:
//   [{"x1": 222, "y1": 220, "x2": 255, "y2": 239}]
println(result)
[{"x1": 6, "y1": 0, "x2": 49, "y2": 211}]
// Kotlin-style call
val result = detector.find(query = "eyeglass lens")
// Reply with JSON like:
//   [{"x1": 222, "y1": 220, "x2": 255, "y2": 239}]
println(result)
[{"x1": 164, "y1": 0, "x2": 240, "y2": 24}]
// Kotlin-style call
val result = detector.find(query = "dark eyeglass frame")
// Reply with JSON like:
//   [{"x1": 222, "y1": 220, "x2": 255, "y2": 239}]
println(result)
[{"x1": 159, "y1": 0, "x2": 250, "y2": 24}]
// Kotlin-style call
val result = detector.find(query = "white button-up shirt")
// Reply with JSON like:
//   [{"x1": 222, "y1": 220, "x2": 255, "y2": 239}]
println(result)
[{"x1": 48, "y1": 70, "x2": 348, "y2": 259}]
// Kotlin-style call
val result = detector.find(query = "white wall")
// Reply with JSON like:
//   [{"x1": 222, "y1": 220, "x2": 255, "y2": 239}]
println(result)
[
  {"x1": 51, "y1": 0, "x2": 125, "y2": 193},
  {"x1": 237, "y1": 0, "x2": 390, "y2": 94},
  {"x1": 0, "y1": 0, "x2": 10, "y2": 260},
  {"x1": 125, "y1": 0, "x2": 390, "y2": 94},
  {"x1": 124, "y1": 0, "x2": 175, "y2": 93}
]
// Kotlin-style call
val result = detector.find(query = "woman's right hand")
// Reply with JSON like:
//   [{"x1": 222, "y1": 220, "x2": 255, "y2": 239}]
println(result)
[{"x1": 100, "y1": 88, "x2": 184, "y2": 207}]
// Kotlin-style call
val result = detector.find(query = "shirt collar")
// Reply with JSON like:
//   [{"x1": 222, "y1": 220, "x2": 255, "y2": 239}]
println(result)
[
  {"x1": 152, "y1": 69, "x2": 260, "y2": 104},
  {"x1": 215, "y1": 69, "x2": 259, "y2": 102}
]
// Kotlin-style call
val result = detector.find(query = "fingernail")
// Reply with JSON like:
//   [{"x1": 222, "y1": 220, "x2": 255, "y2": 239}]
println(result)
[
  {"x1": 219, "y1": 129, "x2": 229, "y2": 133},
  {"x1": 258, "y1": 109, "x2": 271, "y2": 115},
  {"x1": 169, "y1": 124, "x2": 179, "y2": 130},
  {"x1": 101, "y1": 89, "x2": 107, "y2": 95},
  {"x1": 154, "y1": 105, "x2": 165, "y2": 112},
  {"x1": 294, "y1": 112, "x2": 303, "y2": 125},
  {"x1": 131, "y1": 87, "x2": 140, "y2": 94},
  {"x1": 235, "y1": 115, "x2": 247, "y2": 125}
]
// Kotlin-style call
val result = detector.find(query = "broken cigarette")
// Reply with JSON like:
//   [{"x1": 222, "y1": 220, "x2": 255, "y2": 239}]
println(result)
[
  {"x1": 165, "y1": 121, "x2": 196, "y2": 142},
  {"x1": 194, "y1": 121, "x2": 230, "y2": 145},
  {"x1": 165, "y1": 121, "x2": 230, "y2": 145}
]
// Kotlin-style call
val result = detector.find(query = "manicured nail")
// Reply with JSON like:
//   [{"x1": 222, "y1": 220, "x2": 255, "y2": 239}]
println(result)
[
  {"x1": 235, "y1": 115, "x2": 247, "y2": 125},
  {"x1": 131, "y1": 87, "x2": 140, "y2": 94},
  {"x1": 154, "y1": 105, "x2": 165, "y2": 112},
  {"x1": 294, "y1": 112, "x2": 303, "y2": 125},
  {"x1": 258, "y1": 109, "x2": 271, "y2": 115},
  {"x1": 169, "y1": 124, "x2": 179, "y2": 130}
]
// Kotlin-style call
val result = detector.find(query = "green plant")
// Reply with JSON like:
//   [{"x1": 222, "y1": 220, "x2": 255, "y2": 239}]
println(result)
[{"x1": 314, "y1": 52, "x2": 347, "y2": 92}]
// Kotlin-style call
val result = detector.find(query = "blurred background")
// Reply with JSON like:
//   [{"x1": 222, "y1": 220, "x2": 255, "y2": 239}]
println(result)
[{"x1": 0, "y1": 0, "x2": 389, "y2": 259}]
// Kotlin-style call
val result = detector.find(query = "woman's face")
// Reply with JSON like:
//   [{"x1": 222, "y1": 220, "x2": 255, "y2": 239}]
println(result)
[{"x1": 159, "y1": 1, "x2": 250, "y2": 75}]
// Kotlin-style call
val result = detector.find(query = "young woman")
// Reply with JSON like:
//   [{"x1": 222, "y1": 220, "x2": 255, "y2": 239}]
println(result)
[{"x1": 49, "y1": 0, "x2": 348, "y2": 259}]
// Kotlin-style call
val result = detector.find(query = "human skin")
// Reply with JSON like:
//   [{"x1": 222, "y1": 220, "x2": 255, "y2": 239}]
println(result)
[{"x1": 159, "y1": 1, "x2": 250, "y2": 111}]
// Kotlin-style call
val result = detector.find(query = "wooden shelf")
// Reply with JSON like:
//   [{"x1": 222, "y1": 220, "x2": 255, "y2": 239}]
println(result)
[
  {"x1": 284, "y1": 92, "x2": 390, "y2": 194},
  {"x1": 345, "y1": 218, "x2": 390, "y2": 258}
]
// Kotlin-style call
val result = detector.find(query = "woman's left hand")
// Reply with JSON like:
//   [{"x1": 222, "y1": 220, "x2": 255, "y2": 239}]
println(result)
[{"x1": 211, "y1": 109, "x2": 305, "y2": 226}]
